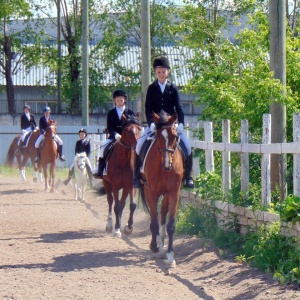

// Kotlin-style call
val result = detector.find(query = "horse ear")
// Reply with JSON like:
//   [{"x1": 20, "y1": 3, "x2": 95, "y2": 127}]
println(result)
[
  {"x1": 171, "y1": 113, "x2": 178, "y2": 123},
  {"x1": 153, "y1": 111, "x2": 159, "y2": 123}
]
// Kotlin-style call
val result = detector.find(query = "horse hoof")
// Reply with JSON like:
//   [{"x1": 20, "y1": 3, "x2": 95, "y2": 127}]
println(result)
[
  {"x1": 155, "y1": 250, "x2": 166, "y2": 259},
  {"x1": 114, "y1": 230, "x2": 122, "y2": 238},
  {"x1": 124, "y1": 225, "x2": 133, "y2": 235},
  {"x1": 106, "y1": 225, "x2": 113, "y2": 233},
  {"x1": 164, "y1": 252, "x2": 176, "y2": 267},
  {"x1": 149, "y1": 243, "x2": 159, "y2": 253}
]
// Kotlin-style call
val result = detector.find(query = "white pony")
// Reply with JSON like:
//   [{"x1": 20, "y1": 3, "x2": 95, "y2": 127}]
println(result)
[{"x1": 73, "y1": 152, "x2": 88, "y2": 201}]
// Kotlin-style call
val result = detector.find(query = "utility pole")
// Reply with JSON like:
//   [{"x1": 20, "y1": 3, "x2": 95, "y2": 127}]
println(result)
[
  {"x1": 140, "y1": 0, "x2": 151, "y2": 124},
  {"x1": 82, "y1": 0, "x2": 89, "y2": 125},
  {"x1": 269, "y1": 0, "x2": 286, "y2": 200},
  {"x1": 57, "y1": 0, "x2": 62, "y2": 113}
]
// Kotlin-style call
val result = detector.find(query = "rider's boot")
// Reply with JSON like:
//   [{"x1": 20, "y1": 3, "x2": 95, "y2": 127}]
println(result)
[
  {"x1": 184, "y1": 153, "x2": 194, "y2": 189},
  {"x1": 133, "y1": 155, "x2": 142, "y2": 188},
  {"x1": 63, "y1": 168, "x2": 74, "y2": 186},
  {"x1": 93, "y1": 157, "x2": 105, "y2": 179},
  {"x1": 86, "y1": 165, "x2": 94, "y2": 188},
  {"x1": 58, "y1": 145, "x2": 66, "y2": 162}
]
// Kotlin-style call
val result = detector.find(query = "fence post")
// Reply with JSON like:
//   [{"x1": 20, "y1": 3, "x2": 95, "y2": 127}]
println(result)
[
  {"x1": 293, "y1": 113, "x2": 300, "y2": 196},
  {"x1": 262, "y1": 114, "x2": 271, "y2": 206},
  {"x1": 241, "y1": 120, "x2": 249, "y2": 199},
  {"x1": 204, "y1": 121, "x2": 214, "y2": 172},
  {"x1": 222, "y1": 119, "x2": 231, "y2": 192}
]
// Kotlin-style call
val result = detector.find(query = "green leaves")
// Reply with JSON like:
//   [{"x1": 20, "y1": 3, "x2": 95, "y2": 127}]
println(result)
[{"x1": 277, "y1": 195, "x2": 300, "y2": 224}]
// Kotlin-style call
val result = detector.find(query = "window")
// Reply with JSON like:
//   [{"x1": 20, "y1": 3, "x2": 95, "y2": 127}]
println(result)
[
  {"x1": 182, "y1": 102, "x2": 192, "y2": 115},
  {"x1": 25, "y1": 101, "x2": 57, "y2": 114}
]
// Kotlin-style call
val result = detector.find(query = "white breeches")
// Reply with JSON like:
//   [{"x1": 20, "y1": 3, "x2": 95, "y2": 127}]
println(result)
[
  {"x1": 35, "y1": 134, "x2": 63, "y2": 148},
  {"x1": 100, "y1": 138, "x2": 114, "y2": 157},
  {"x1": 70, "y1": 156, "x2": 92, "y2": 170},
  {"x1": 21, "y1": 126, "x2": 33, "y2": 142},
  {"x1": 136, "y1": 126, "x2": 191, "y2": 155}
]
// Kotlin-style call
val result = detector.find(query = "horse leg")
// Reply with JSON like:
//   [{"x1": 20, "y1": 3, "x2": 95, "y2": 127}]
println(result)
[
  {"x1": 164, "y1": 191, "x2": 180, "y2": 267},
  {"x1": 103, "y1": 180, "x2": 113, "y2": 233},
  {"x1": 124, "y1": 188, "x2": 136, "y2": 235},
  {"x1": 113, "y1": 189, "x2": 122, "y2": 238},
  {"x1": 43, "y1": 166, "x2": 48, "y2": 191},
  {"x1": 18, "y1": 155, "x2": 28, "y2": 182},
  {"x1": 50, "y1": 163, "x2": 55, "y2": 193},
  {"x1": 159, "y1": 194, "x2": 169, "y2": 253},
  {"x1": 145, "y1": 189, "x2": 160, "y2": 253}
]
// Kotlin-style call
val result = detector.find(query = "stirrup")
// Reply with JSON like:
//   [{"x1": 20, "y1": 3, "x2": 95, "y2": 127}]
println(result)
[
  {"x1": 59, "y1": 155, "x2": 66, "y2": 162},
  {"x1": 184, "y1": 177, "x2": 194, "y2": 189}
]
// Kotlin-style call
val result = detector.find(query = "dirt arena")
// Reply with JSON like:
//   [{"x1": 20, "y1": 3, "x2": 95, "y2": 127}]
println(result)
[{"x1": 1, "y1": 176, "x2": 299, "y2": 300}]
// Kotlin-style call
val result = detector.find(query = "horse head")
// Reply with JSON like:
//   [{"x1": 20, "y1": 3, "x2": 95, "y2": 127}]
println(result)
[
  {"x1": 153, "y1": 110, "x2": 178, "y2": 170},
  {"x1": 120, "y1": 114, "x2": 141, "y2": 149},
  {"x1": 45, "y1": 123, "x2": 57, "y2": 139},
  {"x1": 75, "y1": 152, "x2": 87, "y2": 170}
]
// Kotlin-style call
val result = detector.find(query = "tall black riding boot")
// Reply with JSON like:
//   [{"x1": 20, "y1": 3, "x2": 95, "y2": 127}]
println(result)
[
  {"x1": 58, "y1": 145, "x2": 66, "y2": 162},
  {"x1": 133, "y1": 155, "x2": 142, "y2": 188},
  {"x1": 93, "y1": 157, "x2": 105, "y2": 179},
  {"x1": 63, "y1": 168, "x2": 74, "y2": 186},
  {"x1": 86, "y1": 165, "x2": 94, "y2": 188},
  {"x1": 184, "y1": 153, "x2": 194, "y2": 189}
]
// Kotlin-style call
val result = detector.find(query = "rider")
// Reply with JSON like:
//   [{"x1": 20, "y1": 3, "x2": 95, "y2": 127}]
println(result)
[
  {"x1": 93, "y1": 89, "x2": 136, "y2": 179},
  {"x1": 34, "y1": 106, "x2": 66, "y2": 163},
  {"x1": 63, "y1": 128, "x2": 94, "y2": 188},
  {"x1": 135, "y1": 55, "x2": 194, "y2": 189},
  {"x1": 19, "y1": 104, "x2": 37, "y2": 149}
]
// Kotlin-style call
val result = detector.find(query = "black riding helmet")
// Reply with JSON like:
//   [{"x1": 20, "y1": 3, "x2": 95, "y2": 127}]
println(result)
[
  {"x1": 153, "y1": 56, "x2": 170, "y2": 69},
  {"x1": 113, "y1": 89, "x2": 127, "y2": 100},
  {"x1": 78, "y1": 128, "x2": 87, "y2": 135},
  {"x1": 23, "y1": 104, "x2": 31, "y2": 110}
]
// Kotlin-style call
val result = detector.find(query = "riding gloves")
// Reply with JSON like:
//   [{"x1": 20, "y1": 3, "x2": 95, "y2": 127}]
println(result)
[
  {"x1": 176, "y1": 123, "x2": 184, "y2": 135},
  {"x1": 115, "y1": 133, "x2": 121, "y2": 141},
  {"x1": 150, "y1": 123, "x2": 156, "y2": 133}
]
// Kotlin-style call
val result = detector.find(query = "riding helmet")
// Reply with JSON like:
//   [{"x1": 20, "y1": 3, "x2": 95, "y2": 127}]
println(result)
[
  {"x1": 43, "y1": 106, "x2": 51, "y2": 113},
  {"x1": 113, "y1": 89, "x2": 127, "y2": 100},
  {"x1": 23, "y1": 104, "x2": 31, "y2": 110},
  {"x1": 78, "y1": 128, "x2": 87, "y2": 135},
  {"x1": 153, "y1": 56, "x2": 170, "y2": 69}
]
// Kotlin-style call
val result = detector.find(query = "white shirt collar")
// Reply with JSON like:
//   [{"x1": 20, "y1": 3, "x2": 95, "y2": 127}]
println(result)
[
  {"x1": 116, "y1": 105, "x2": 125, "y2": 119},
  {"x1": 158, "y1": 80, "x2": 167, "y2": 93}
]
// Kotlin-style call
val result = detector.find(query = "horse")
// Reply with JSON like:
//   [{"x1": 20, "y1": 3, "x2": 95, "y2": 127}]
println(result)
[
  {"x1": 73, "y1": 152, "x2": 88, "y2": 201},
  {"x1": 139, "y1": 111, "x2": 184, "y2": 267},
  {"x1": 38, "y1": 121, "x2": 58, "y2": 192},
  {"x1": 6, "y1": 129, "x2": 43, "y2": 182},
  {"x1": 102, "y1": 115, "x2": 141, "y2": 238}
]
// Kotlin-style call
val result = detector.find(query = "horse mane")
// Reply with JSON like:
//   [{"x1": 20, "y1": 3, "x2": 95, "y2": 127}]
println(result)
[
  {"x1": 155, "y1": 110, "x2": 173, "y2": 130},
  {"x1": 121, "y1": 115, "x2": 140, "y2": 130}
]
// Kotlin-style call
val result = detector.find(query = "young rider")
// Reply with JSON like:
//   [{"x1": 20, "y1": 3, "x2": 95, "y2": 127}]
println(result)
[
  {"x1": 34, "y1": 106, "x2": 66, "y2": 163},
  {"x1": 93, "y1": 89, "x2": 136, "y2": 179},
  {"x1": 135, "y1": 56, "x2": 194, "y2": 189},
  {"x1": 63, "y1": 128, "x2": 94, "y2": 188},
  {"x1": 19, "y1": 104, "x2": 37, "y2": 149}
]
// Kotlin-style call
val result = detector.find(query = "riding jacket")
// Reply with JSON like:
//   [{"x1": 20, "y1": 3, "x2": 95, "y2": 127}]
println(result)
[
  {"x1": 75, "y1": 139, "x2": 91, "y2": 157},
  {"x1": 39, "y1": 116, "x2": 54, "y2": 135},
  {"x1": 21, "y1": 113, "x2": 36, "y2": 130},
  {"x1": 106, "y1": 107, "x2": 136, "y2": 140},
  {"x1": 145, "y1": 79, "x2": 184, "y2": 126}
]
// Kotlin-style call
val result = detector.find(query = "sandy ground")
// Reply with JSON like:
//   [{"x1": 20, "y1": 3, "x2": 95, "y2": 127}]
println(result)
[{"x1": 1, "y1": 176, "x2": 299, "y2": 300}]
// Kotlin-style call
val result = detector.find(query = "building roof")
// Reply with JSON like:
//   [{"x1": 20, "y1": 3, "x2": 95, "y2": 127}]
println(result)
[{"x1": 0, "y1": 46, "x2": 195, "y2": 87}]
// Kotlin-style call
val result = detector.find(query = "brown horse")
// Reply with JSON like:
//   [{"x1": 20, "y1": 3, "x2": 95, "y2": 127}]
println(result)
[
  {"x1": 102, "y1": 115, "x2": 141, "y2": 238},
  {"x1": 139, "y1": 111, "x2": 184, "y2": 267},
  {"x1": 38, "y1": 121, "x2": 58, "y2": 192},
  {"x1": 6, "y1": 129, "x2": 43, "y2": 182}
]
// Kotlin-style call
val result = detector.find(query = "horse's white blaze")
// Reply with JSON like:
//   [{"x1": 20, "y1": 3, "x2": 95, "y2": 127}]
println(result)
[{"x1": 161, "y1": 129, "x2": 169, "y2": 168}]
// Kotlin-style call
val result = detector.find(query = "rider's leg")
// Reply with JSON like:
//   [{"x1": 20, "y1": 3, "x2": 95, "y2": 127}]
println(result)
[
  {"x1": 55, "y1": 135, "x2": 66, "y2": 162},
  {"x1": 34, "y1": 135, "x2": 43, "y2": 163},
  {"x1": 93, "y1": 139, "x2": 111, "y2": 179},
  {"x1": 180, "y1": 132, "x2": 194, "y2": 189},
  {"x1": 63, "y1": 161, "x2": 75, "y2": 186}
]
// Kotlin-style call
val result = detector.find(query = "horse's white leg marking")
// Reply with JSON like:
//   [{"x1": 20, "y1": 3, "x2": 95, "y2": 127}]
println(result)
[
  {"x1": 19, "y1": 169, "x2": 26, "y2": 181},
  {"x1": 161, "y1": 129, "x2": 169, "y2": 168},
  {"x1": 160, "y1": 225, "x2": 166, "y2": 248}
]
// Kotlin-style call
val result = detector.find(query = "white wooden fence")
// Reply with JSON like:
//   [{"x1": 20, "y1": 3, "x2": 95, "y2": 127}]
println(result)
[{"x1": 89, "y1": 113, "x2": 300, "y2": 206}]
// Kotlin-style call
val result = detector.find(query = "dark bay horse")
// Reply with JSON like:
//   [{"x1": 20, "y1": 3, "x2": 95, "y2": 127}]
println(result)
[
  {"x1": 102, "y1": 115, "x2": 141, "y2": 238},
  {"x1": 139, "y1": 111, "x2": 184, "y2": 267},
  {"x1": 6, "y1": 129, "x2": 43, "y2": 182},
  {"x1": 38, "y1": 121, "x2": 58, "y2": 192}
]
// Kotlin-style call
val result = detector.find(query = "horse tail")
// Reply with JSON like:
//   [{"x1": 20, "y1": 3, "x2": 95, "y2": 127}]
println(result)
[
  {"x1": 139, "y1": 186, "x2": 150, "y2": 214},
  {"x1": 6, "y1": 138, "x2": 17, "y2": 167}
]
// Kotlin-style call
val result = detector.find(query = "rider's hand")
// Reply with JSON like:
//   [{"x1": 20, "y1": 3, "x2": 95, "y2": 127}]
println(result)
[
  {"x1": 115, "y1": 133, "x2": 121, "y2": 140},
  {"x1": 150, "y1": 123, "x2": 156, "y2": 133},
  {"x1": 176, "y1": 123, "x2": 184, "y2": 135}
]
